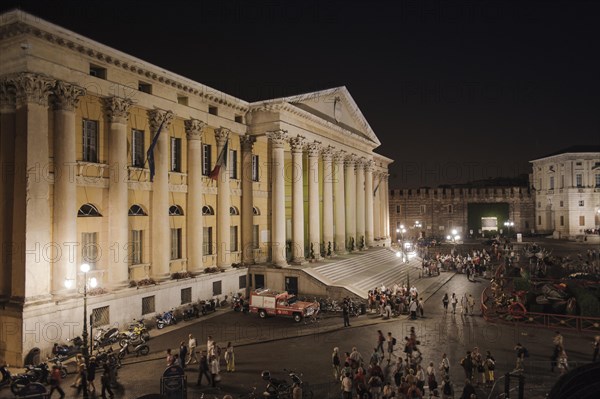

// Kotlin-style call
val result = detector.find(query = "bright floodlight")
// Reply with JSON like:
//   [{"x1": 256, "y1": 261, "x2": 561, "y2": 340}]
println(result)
[
  {"x1": 90, "y1": 277, "x2": 98, "y2": 288},
  {"x1": 400, "y1": 225, "x2": 405, "y2": 229},
  {"x1": 64, "y1": 279, "x2": 73, "y2": 289},
  {"x1": 396, "y1": 228, "x2": 400, "y2": 233},
  {"x1": 396, "y1": 251, "x2": 401, "y2": 258},
  {"x1": 455, "y1": 235, "x2": 461, "y2": 240},
  {"x1": 446, "y1": 235, "x2": 451, "y2": 240},
  {"x1": 451, "y1": 229, "x2": 457, "y2": 235},
  {"x1": 80, "y1": 263, "x2": 90, "y2": 273}
]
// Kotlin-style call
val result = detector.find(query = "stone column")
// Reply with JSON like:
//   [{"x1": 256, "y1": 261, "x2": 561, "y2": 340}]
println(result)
[
  {"x1": 149, "y1": 109, "x2": 174, "y2": 279},
  {"x1": 383, "y1": 174, "x2": 390, "y2": 238},
  {"x1": 240, "y1": 134, "x2": 256, "y2": 264},
  {"x1": 0, "y1": 80, "x2": 16, "y2": 298},
  {"x1": 344, "y1": 155, "x2": 357, "y2": 251},
  {"x1": 365, "y1": 161, "x2": 374, "y2": 246},
  {"x1": 267, "y1": 130, "x2": 288, "y2": 267},
  {"x1": 355, "y1": 158, "x2": 366, "y2": 249},
  {"x1": 373, "y1": 172, "x2": 381, "y2": 240},
  {"x1": 333, "y1": 151, "x2": 346, "y2": 254},
  {"x1": 321, "y1": 146, "x2": 334, "y2": 256},
  {"x1": 307, "y1": 141, "x2": 322, "y2": 260},
  {"x1": 185, "y1": 118, "x2": 205, "y2": 273},
  {"x1": 215, "y1": 128, "x2": 231, "y2": 269},
  {"x1": 289, "y1": 135, "x2": 306, "y2": 264},
  {"x1": 52, "y1": 82, "x2": 86, "y2": 293},
  {"x1": 11, "y1": 73, "x2": 55, "y2": 299}
]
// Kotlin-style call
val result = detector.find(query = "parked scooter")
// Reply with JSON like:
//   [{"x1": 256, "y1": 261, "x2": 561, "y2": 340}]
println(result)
[
  {"x1": 199, "y1": 299, "x2": 217, "y2": 315},
  {"x1": 118, "y1": 337, "x2": 149, "y2": 360},
  {"x1": 10, "y1": 363, "x2": 49, "y2": 395},
  {"x1": 182, "y1": 304, "x2": 201, "y2": 321},
  {"x1": 155, "y1": 310, "x2": 177, "y2": 329},
  {"x1": 0, "y1": 363, "x2": 13, "y2": 389},
  {"x1": 52, "y1": 336, "x2": 84, "y2": 359},
  {"x1": 93, "y1": 327, "x2": 120, "y2": 349},
  {"x1": 232, "y1": 296, "x2": 249, "y2": 313},
  {"x1": 261, "y1": 368, "x2": 312, "y2": 399}
]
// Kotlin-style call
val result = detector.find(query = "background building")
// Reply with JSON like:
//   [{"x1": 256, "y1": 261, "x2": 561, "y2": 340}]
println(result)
[
  {"x1": 530, "y1": 145, "x2": 600, "y2": 238},
  {"x1": 0, "y1": 10, "x2": 391, "y2": 364}
]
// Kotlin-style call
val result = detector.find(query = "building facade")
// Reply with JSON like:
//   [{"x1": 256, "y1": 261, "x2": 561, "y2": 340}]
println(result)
[
  {"x1": 530, "y1": 146, "x2": 600, "y2": 238},
  {"x1": 0, "y1": 10, "x2": 392, "y2": 364},
  {"x1": 389, "y1": 186, "x2": 535, "y2": 242}
]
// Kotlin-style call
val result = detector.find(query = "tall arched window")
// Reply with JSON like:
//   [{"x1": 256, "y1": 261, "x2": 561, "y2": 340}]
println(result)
[
  {"x1": 78, "y1": 203, "x2": 102, "y2": 217},
  {"x1": 128, "y1": 204, "x2": 148, "y2": 216},
  {"x1": 169, "y1": 205, "x2": 184, "y2": 216}
]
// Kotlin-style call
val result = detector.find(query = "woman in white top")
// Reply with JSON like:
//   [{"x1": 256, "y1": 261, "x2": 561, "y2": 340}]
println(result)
[{"x1": 224, "y1": 341, "x2": 235, "y2": 372}]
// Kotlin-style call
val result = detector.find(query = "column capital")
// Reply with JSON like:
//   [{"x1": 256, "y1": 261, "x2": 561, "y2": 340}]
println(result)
[
  {"x1": 53, "y1": 81, "x2": 86, "y2": 112},
  {"x1": 266, "y1": 129, "x2": 288, "y2": 148},
  {"x1": 344, "y1": 154, "x2": 357, "y2": 167},
  {"x1": 321, "y1": 145, "x2": 335, "y2": 161},
  {"x1": 0, "y1": 79, "x2": 16, "y2": 112},
  {"x1": 289, "y1": 135, "x2": 306, "y2": 153},
  {"x1": 9, "y1": 72, "x2": 55, "y2": 107},
  {"x1": 355, "y1": 157, "x2": 367, "y2": 170},
  {"x1": 365, "y1": 160, "x2": 374, "y2": 172},
  {"x1": 306, "y1": 141, "x2": 322, "y2": 157},
  {"x1": 333, "y1": 150, "x2": 346, "y2": 163},
  {"x1": 103, "y1": 96, "x2": 132, "y2": 123},
  {"x1": 240, "y1": 134, "x2": 256, "y2": 151},
  {"x1": 185, "y1": 118, "x2": 205, "y2": 140},
  {"x1": 148, "y1": 109, "x2": 174, "y2": 132},
  {"x1": 215, "y1": 127, "x2": 231, "y2": 145}
]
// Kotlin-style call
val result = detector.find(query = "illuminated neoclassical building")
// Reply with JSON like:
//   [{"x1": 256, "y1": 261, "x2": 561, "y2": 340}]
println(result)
[{"x1": 0, "y1": 10, "x2": 392, "y2": 364}]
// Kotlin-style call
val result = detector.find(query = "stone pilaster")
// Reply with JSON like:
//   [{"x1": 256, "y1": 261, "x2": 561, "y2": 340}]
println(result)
[
  {"x1": 344, "y1": 154, "x2": 357, "y2": 251},
  {"x1": 307, "y1": 141, "x2": 322, "y2": 260},
  {"x1": 148, "y1": 109, "x2": 174, "y2": 279},
  {"x1": 240, "y1": 134, "x2": 256, "y2": 264},
  {"x1": 266, "y1": 130, "x2": 288, "y2": 267},
  {"x1": 52, "y1": 82, "x2": 86, "y2": 293},
  {"x1": 373, "y1": 172, "x2": 381, "y2": 240},
  {"x1": 185, "y1": 118, "x2": 205, "y2": 273},
  {"x1": 333, "y1": 151, "x2": 347, "y2": 254},
  {"x1": 355, "y1": 157, "x2": 366, "y2": 249},
  {"x1": 383, "y1": 174, "x2": 390, "y2": 238},
  {"x1": 365, "y1": 160, "x2": 374, "y2": 246},
  {"x1": 321, "y1": 146, "x2": 335, "y2": 256},
  {"x1": 10, "y1": 73, "x2": 55, "y2": 299},
  {"x1": 0, "y1": 80, "x2": 16, "y2": 299},
  {"x1": 289, "y1": 135, "x2": 306, "y2": 264},
  {"x1": 215, "y1": 128, "x2": 231, "y2": 269}
]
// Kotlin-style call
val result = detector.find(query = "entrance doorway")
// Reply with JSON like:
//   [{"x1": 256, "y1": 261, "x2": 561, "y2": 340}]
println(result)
[{"x1": 285, "y1": 276, "x2": 298, "y2": 295}]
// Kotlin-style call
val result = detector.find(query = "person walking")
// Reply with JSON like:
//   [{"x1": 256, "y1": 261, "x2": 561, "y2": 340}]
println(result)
[
  {"x1": 386, "y1": 332, "x2": 397, "y2": 362},
  {"x1": 376, "y1": 330, "x2": 385, "y2": 354},
  {"x1": 196, "y1": 350, "x2": 212, "y2": 387},
  {"x1": 87, "y1": 357, "x2": 97, "y2": 395},
  {"x1": 48, "y1": 364, "x2": 66, "y2": 399},
  {"x1": 332, "y1": 347, "x2": 341, "y2": 381},
  {"x1": 459, "y1": 379, "x2": 476, "y2": 399},
  {"x1": 460, "y1": 294, "x2": 468, "y2": 315},
  {"x1": 442, "y1": 293, "x2": 449, "y2": 313},
  {"x1": 409, "y1": 299, "x2": 418, "y2": 320},
  {"x1": 179, "y1": 341, "x2": 188, "y2": 369},
  {"x1": 341, "y1": 372, "x2": 353, "y2": 399},
  {"x1": 486, "y1": 350, "x2": 496, "y2": 386},
  {"x1": 467, "y1": 294, "x2": 475, "y2": 316},
  {"x1": 514, "y1": 343, "x2": 527, "y2": 371},
  {"x1": 207, "y1": 335, "x2": 215, "y2": 357},
  {"x1": 166, "y1": 348, "x2": 174, "y2": 366},
  {"x1": 100, "y1": 364, "x2": 114, "y2": 399},
  {"x1": 557, "y1": 347, "x2": 569, "y2": 375},
  {"x1": 210, "y1": 355, "x2": 220, "y2": 388},
  {"x1": 439, "y1": 353, "x2": 450, "y2": 378},
  {"x1": 551, "y1": 331, "x2": 563, "y2": 372},
  {"x1": 224, "y1": 342, "x2": 235, "y2": 372},
  {"x1": 450, "y1": 293, "x2": 458, "y2": 314},
  {"x1": 75, "y1": 361, "x2": 87, "y2": 396},
  {"x1": 186, "y1": 333, "x2": 198, "y2": 365},
  {"x1": 342, "y1": 301, "x2": 351, "y2": 327},
  {"x1": 460, "y1": 351, "x2": 473, "y2": 382},
  {"x1": 440, "y1": 375, "x2": 454, "y2": 399}
]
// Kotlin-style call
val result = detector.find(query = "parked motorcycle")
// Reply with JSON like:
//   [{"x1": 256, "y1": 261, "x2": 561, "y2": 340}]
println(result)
[
  {"x1": 94, "y1": 346, "x2": 121, "y2": 370},
  {"x1": 118, "y1": 337, "x2": 150, "y2": 360},
  {"x1": 155, "y1": 309, "x2": 177, "y2": 329},
  {"x1": 0, "y1": 364, "x2": 13, "y2": 390},
  {"x1": 182, "y1": 304, "x2": 200, "y2": 321},
  {"x1": 10, "y1": 363, "x2": 49, "y2": 395},
  {"x1": 261, "y1": 368, "x2": 312, "y2": 399},
  {"x1": 232, "y1": 296, "x2": 249, "y2": 313},
  {"x1": 199, "y1": 299, "x2": 217, "y2": 315},
  {"x1": 93, "y1": 327, "x2": 120, "y2": 349},
  {"x1": 52, "y1": 336, "x2": 84, "y2": 359}
]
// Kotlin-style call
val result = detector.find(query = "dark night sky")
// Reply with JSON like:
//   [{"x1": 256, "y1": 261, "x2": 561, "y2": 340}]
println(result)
[{"x1": 2, "y1": 0, "x2": 599, "y2": 187}]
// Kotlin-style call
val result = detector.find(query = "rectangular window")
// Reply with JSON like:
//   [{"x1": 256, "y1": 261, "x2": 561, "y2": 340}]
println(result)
[
  {"x1": 130, "y1": 230, "x2": 142, "y2": 265},
  {"x1": 579, "y1": 200, "x2": 584, "y2": 207},
  {"x1": 448, "y1": 205, "x2": 453, "y2": 214},
  {"x1": 229, "y1": 149, "x2": 238, "y2": 179},
  {"x1": 252, "y1": 225, "x2": 259, "y2": 249},
  {"x1": 203, "y1": 227, "x2": 213, "y2": 255},
  {"x1": 254, "y1": 274, "x2": 265, "y2": 289},
  {"x1": 596, "y1": 174, "x2": 600, "y2": 187},
  {"x1": 419, "y1": 205, "x2": 426, "y2": 215},
  {"x1": 212, "y1": 280, "x2": 222, "y2": 296},
  {"x1": 576, "y1": 174, "x2": 583, "y2": 187},
  {"x1": 235, "y1": 115, "x2": 243, "y2": 123},
  {"x1": 89, "y1": 64, "x2": 107, "y2": 79},
  {"x1": 230, "y1": 226, "x2": 238, "y2": 252},
  {"x1": 91, "y1": 306, "x2": 109, "y2": 327},
  {"x1": 177, "y1": 96, "x2": 188, "y2": 106},
  {"x1": 181, "y1": 287, "x2": 192, "y2": 305},
  {"x1": 251, "y1": 154, "x2": 259, "y2": 182},
  {"x1": 560, "y1": 201, "x2": 564, "y2": 207},
  {"x1": 142, "y1": 296, "x2": 155, "y2": 315},
  {"x1": 202, "y1": 144, "x2": 212, "y2": 176},
  {"x1": 170, "y1": 137, "x2": 181, "y2": 172},
  {"x1": 239, "y1": 275, "x2": 247, "y2": 290},
  {"x1": 560, "y1": 216, "x2": 564, "y2": 226},
  {"x1": 396, "y1": 205, "x2": 400, "y2": 214},
  {"x1": 82, "y1": 119, "x2": 99, "y2": 163},
  {"x1": 208, "y1": 106, "x2": 218, "y2": 116},
  {"x1": 561, "y1": 175, "x2": 564, "y2": 188},
  {"x1": 82, "y1": 232, "x2": 98, "y2": 269},
  {"x1": 132, "y1": 129, "x2": 145, "y2": 167},
  {"x1": 549, "y1": 176, "x2": 554, "y2": 190},
  {"x1": 538, "y1": 216, "x2": 542, "y2": 225},
  {"x1": 579, "y1": 216, "x2": 585, "y2": 226},
  {"x1": 138, "y1": 81, "x2": 152, "y2": 94},
  {"x1": 538, "y1": 178, "x2": 542, "y2": 190},
  {"x1": 170, "y1": 228, "x2": 182, "y2": 260}
]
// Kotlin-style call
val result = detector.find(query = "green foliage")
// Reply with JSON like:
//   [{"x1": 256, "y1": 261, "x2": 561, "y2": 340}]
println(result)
[
  {"x1": 513, "y1": 270, "x2": 531, "y2": 292},
  {"x1": 569, "y1": 284, "x2": 600, "y2": 317}
]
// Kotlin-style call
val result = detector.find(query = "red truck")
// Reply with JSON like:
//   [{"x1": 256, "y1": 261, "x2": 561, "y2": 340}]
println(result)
[{"x1": 249, "y1": 289, "x2": 320, "y2": 323}]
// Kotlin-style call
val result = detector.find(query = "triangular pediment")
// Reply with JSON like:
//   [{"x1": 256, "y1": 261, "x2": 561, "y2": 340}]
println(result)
[{"x1": 253, "y1": 87, "x2": 380, "y2": 146}]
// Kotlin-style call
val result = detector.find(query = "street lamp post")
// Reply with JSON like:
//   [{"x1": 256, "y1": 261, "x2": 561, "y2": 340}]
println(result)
[
  {"x1": 446, "y1": 229, "x2": 461, "y2": 255},
  {"x1": 65, "y1": 263, "x2": 97, "y2": 399},
  {"x1": 504, "y1": 220, "x2": 514, "y2": 238}
]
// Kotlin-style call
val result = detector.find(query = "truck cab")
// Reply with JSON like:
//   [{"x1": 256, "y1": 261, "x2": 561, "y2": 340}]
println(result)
[{"x1": 249, "y1": 288, "x2": 319, "y2": 322}]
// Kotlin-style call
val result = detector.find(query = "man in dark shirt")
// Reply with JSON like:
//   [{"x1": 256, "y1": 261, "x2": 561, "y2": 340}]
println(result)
[{"x1": 196, "y1": 350, "x2": 212, "y2": 386}]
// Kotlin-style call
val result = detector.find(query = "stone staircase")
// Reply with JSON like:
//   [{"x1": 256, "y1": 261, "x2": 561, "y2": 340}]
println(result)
[{"x1": 305, "y1": 248, "x2": 424, "y2": 298}]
